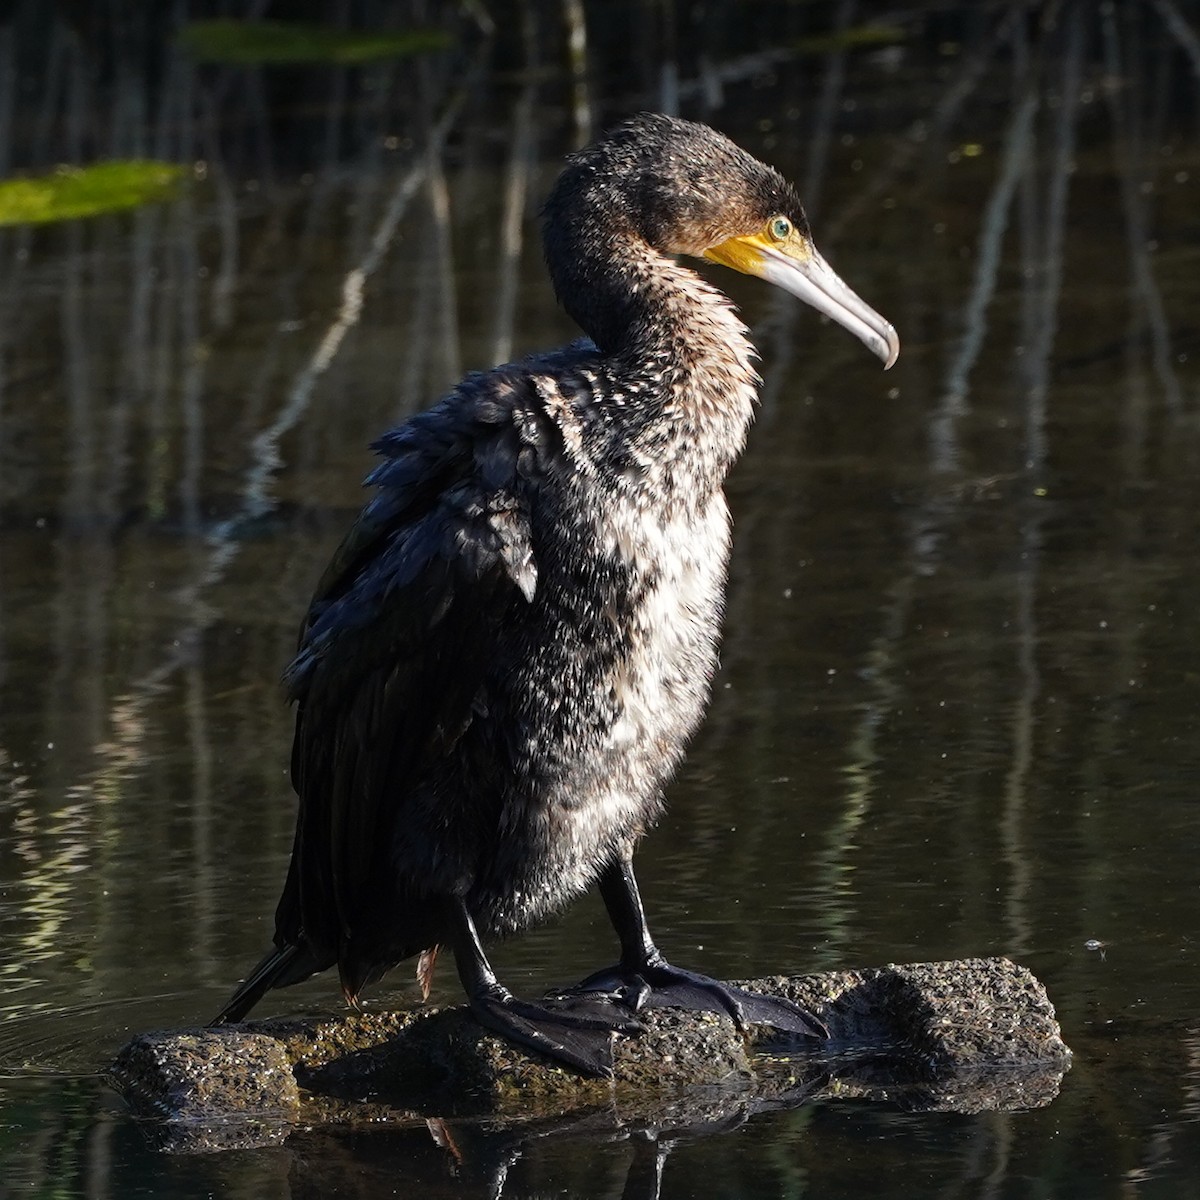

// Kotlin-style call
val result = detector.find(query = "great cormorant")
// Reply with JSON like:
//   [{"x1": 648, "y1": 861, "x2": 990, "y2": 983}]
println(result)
[{"x1": 213, "y1": 112, "x2": 899, "y2": 1075}]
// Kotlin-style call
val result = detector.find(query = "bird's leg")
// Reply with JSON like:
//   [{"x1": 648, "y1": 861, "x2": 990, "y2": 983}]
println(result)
[
  {"x1": 564, "y1": 854, "x2": 828, "y2": 1040},
  {"x1": 448, "y1": 897, "x2": 642, "y2": 1076}
]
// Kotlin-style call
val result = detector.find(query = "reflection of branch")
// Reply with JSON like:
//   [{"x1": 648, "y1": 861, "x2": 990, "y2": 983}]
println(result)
[
  {"x1": 0, "y1": 24, "x2": 13, "y2": 177},
  {"x1": 1101, "y1": 4, "x2": 1183, "y2": 413},
  {"x1": 185, "y1": 661, "x2": 217, "y2": 986},
  {"x1": 813, "y1": 24, "x2": 1045, "y2": 965},
  {"x1": 31, "y1": 19, "x2": 67, "y2": 163},
  {"x1": 999, "y1": 5, "x2": 1083, "y2": 963},
  {"x1": 660, "y1": 0, "x2": 680, "y2": 114},
  {"x1": 426, "y1": 145, "x2": 462, "y2": 389},
  {"x1": 933, "y1": 79, "x2": 1037, "y2": 474},
  {"x1": 815, "y1": 3, "x2": 1049, "y2": 963},
  {"x1": 491, "y1": 85, "x2": 536, "y2": 365},
  {"x1": 675, "y1": 47, "x2": 795, "y2": 102},
  {"x1": 803, "y1": 0, "x2": 857, "y2": 225},
  {"x1": 563, "y1": 0, "x2": 591, "y2": 147},
  {"x1": 492, "y1": 1, "x2": 539, "y2": 366},
  {"x1": 824, "y1": 2, "x2": 1026, "y2": 244},
  {"x1": 216, "y1": 85, "x2": 467, "y2": 590},
  {"x1": 814, "y1": 571, "x2": 912, "y2": 962},
  {"x1": 397, "y1": 201, "x2": 438, "y2": 422},
  {"x1": 1020, "y1": 6, "x2": 1082, "y2": 469},
  {"x1": 87, "y1": 70, "x2": 475, "y2": 787},
  {"x1": 1149, "y1": 0, "x2": 1200, "y2": 79}
]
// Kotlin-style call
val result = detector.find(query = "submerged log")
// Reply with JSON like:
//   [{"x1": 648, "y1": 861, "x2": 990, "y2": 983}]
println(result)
[{"x1": 112, "y1": 957, "x2": 1071, "y2": 1152}]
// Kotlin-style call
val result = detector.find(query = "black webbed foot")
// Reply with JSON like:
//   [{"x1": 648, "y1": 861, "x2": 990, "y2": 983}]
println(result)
[
  {"x1": 555, "y1": 955, "x2": 828, "y2": 1040},
  {"x1": 580, "y1": 857, "x2": 830, "y2": 1043},
  {"x1": 468, "y1": 983, "x2": 644, "y2": 1077}
]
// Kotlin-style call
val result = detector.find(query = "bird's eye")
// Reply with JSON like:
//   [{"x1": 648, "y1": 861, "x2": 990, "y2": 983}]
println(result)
[{"x1": 768, "y1": 216, "x2": 792, "y2": 241}]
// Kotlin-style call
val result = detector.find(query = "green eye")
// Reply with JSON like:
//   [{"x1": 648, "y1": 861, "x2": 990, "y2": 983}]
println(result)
[{"x1": 768, "y1": 215, "x2": 792, "y2": 241}]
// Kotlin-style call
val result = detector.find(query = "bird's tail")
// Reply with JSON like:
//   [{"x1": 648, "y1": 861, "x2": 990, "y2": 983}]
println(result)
[{"x1": 209, "y1": 942, "x2": 316, "y2": 1025}]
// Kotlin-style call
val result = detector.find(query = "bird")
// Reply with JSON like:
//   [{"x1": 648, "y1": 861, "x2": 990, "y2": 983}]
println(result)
[{"x1": 212, "y1": 112, "x2": 899, "y2": 1075}]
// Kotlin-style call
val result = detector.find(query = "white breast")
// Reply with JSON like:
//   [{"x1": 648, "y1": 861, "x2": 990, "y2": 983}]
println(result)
[{"x1": 602, "y1": 491, "x2": 731, "y2": 753}]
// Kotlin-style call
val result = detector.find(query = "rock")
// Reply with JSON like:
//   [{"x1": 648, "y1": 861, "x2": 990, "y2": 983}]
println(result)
[
  {"x1": 112, "y1": 1030, "x2": 300, "y2": 1151},
  {"x1": 111, "y1": 956, "x2": 1071, "y2": 1152}
]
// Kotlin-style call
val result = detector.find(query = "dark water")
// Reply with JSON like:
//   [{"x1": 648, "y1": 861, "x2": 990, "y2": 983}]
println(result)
[{"x1": 2, "y1": 1, "x2": 1199, "y2": 1195}]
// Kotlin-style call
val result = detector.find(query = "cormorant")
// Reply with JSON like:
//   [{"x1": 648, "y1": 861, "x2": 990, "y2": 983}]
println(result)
[{"x1": 213, "y1": 113, "x2": 899, "y2": 1075}]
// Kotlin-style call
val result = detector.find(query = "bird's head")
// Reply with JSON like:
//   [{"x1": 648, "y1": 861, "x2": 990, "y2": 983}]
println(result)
[{"x1": 546, "y1": 112, "x2": 899, "y2": 368}]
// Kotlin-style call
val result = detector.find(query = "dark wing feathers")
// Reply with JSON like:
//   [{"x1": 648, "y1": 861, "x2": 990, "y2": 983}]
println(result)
[
  {"x1": 297, "y1": 407, "x2": 467, "y2": 645},
  {"x1": 273, "y1": 395, "x2": 539, "y2": 981}
]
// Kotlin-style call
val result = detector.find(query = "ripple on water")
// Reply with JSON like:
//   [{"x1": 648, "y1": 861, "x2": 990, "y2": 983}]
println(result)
[{"x1": 0, "y1": 992, "x2": 195, "y2": 1079}]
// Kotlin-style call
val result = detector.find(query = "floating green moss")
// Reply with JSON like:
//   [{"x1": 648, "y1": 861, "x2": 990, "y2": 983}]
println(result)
[
  {"x1": 179, "y1": 19, "x2": 453, "y2": 65},
  {"x1": 0, "y1": 161, "x2": 186, "y2": 227},
  {"x1": 794, "y1": 24, "x2": 906, "y2": 54}
]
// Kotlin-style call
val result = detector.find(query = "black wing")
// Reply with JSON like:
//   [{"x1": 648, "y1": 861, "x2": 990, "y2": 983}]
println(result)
[{"x1": 274, "y1": 394, "x2": 542, "y2": 997}]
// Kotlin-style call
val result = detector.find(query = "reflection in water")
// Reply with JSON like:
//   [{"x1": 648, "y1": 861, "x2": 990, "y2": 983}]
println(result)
[
  {"x1": 280, "y1": 1101, "x2": 828, "y2": 1200},
  {"x1": 0, "y1": 0, "x2": 1199, "y2": 1196}
]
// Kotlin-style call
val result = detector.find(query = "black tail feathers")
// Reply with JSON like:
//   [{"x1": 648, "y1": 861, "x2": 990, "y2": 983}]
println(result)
[{"x1": 210, "y1": 943, "x2": 315, "y2": 1025}]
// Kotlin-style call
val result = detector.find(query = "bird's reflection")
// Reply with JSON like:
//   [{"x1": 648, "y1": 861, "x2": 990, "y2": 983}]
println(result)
[{"x1": 284, "y1": 1067, "x2": 829, "y2": 1200}]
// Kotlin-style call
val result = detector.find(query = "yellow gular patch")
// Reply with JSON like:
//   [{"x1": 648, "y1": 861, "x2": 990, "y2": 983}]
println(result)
[{"x1": 702, "y1": 229, "x2": 813, "y2": 277}]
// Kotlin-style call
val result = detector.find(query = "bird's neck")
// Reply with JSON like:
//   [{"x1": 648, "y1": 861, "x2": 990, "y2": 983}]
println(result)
[{"x1": 561, "y1": 236, "x2": 760, "y2": 482}]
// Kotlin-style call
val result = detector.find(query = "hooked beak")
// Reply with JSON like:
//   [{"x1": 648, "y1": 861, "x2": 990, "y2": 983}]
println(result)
[{"x1": 704, "y1": 232, "x2": 900, "y2": 369}]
